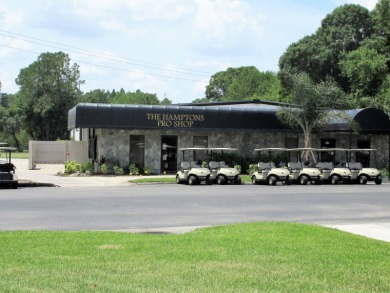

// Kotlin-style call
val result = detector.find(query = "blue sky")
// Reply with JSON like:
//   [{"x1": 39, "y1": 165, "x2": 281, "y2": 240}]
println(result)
[{"x1": 0, "y1": 0, "x2": 379, "y2": 103}]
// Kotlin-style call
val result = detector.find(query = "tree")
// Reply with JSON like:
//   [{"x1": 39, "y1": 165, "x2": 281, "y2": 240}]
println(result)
[
  {"x1": 205, "y1": 67, "x2": 280, "y2": 102},
  {"x1": 276, "y1": 71, "x2": 348, "y2": 151},
  {"x1": 0, "y1": 94, "x2": 24, "y2": 150},
  {"x1": 339, "y1": 46, "x2": 388, "y2": 98},
  {"x1": 279, "y1": 4, "x2": 372, "y2": 92},
  {"x1": 110, "y1": 89, "x2": 160, "y2": 105},
  {"x1": 15, "y1": 52, "x2": 83, "y2": 140},
  {"x1": 80, "y1": 89, "x2": 111, "y2": 103}
]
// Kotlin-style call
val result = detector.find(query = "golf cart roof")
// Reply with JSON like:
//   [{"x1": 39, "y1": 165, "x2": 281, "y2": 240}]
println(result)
[
  {"x1": 254, "y1": 148, "x2": 287, "y2": 152},
  {"x1": 0, "y1": 147, "x2": 17, "y2": 151},
  {"x1": 344, "y1": 148, "x2": 377, "y2": 152},
  {"x1": 178, "y1": 147, "x2": 209, "y2": 151},
  {"x1": 208, "y1": 147, "x2": 237, "y2": 151},
  {"x1": 316, "y1": 148, "x2": 346, "y2": 152},
  {"x1": 287, "y1": 148, "x2": 317, "y2": 151}
]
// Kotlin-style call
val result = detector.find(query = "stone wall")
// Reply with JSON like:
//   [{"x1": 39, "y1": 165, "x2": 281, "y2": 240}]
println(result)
[{"x1": 92, "y1": 128, "x2": 389, "y2": 173}]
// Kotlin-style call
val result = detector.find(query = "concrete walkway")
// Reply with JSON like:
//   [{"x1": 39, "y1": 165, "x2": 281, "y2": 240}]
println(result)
[{"x1": 9, "y1": 159, "x2": 390, "y2": 243}]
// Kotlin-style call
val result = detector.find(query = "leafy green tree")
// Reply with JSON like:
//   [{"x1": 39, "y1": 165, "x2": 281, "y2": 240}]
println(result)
[
  {"x1": 0, "y1": 94, "x2": 24, "y2": 150},
  {"x1": 80, "y1": 89, "x2": 111, "y2": 103},
  {"x1": 205, "y1": 66, "x2": 280, "y2": 102},
  {"x1": 339, "y1": 46, "x2": 388, "y2": 98},
  {"x1": 160, "y1": 97, "x2": 172, "y2": 105},
  {"x1": 15, "y1": 52, "x2": 83, "y2": 140},
  {"x1": 280, "y1": 4, "x2": 372, "y2": 91},
  {"x1": 276, "y1": 71, "x2": 348, "y2": 150},
  {"x1": 110, "y1": 89, "x2": 160, "y2": 105}
]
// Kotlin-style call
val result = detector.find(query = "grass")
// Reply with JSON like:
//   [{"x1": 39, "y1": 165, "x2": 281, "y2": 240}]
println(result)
[
  {"x1": 1, "y1": 222, "x2": 390, "y2": 292},
  {"x1": 0, "y1": 151, "x2": 29, "y2": 159}
]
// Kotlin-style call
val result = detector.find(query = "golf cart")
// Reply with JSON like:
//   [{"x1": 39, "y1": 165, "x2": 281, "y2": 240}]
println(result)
[
  {"x1": 316, "y1": 148, "x2": 352, "y2": 184},
  {"x1": 345, "y1": 149, "x2": 382, "y2": 185},
  {"x1": 176, "y1": 148, "x2": 211, "y2": 185},
  {"x1": 251, "y1": 148, "x2": 291, "y2": 185},
  {"x1": 287, "y1": 148, "x2": 322, "y2": 185},
  {"x1": 208, "y1": 148, "x2": 241, "y2": 185},
  {"x1": 0, "y1": 146, "x2": 18, "y2": 189}
]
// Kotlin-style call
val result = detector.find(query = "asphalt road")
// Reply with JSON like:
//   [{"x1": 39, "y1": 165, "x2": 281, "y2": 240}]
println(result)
[{"x1": 1, "y1": 183, "x2": 389, "y2": 231}]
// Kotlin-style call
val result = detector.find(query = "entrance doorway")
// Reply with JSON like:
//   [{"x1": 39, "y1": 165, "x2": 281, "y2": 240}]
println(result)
[
  {"x1": 161, "y1": 136, "x2": 178, "y2": 173},
  {"x1": 320, "y1": 138, "x2": 336, "y2": 162}
]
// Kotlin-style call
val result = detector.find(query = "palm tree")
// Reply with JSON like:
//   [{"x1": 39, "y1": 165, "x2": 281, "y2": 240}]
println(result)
[{"x1": 277, "y1": 71, "x2": 349, "y2": 152}]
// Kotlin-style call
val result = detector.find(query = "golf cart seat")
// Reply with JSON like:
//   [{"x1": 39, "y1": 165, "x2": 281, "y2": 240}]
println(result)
[
  {"x1": 180, "y1": 162, "x2": 191, "y2": 170},
  {"x1": 316, "y1": 162, "x2": 333, "y2": 170},
  {"x1": 190, "y1": 161, "x2": 201, "y2": 168},
  {"x1": 346, "y1": 162, "x2": 362, "y2": 171},
  {"x1": 209, "y1": 161, "x2": 219, "y2": 169},
  {"x1": 0, "y1": 162, "x2": 15, "y2": 173},
  {"x1": 287, "y1": 162, "x2": 302, "y2": 171},
  {"x1": 258, "y1": 162, "x2": 271, "y2": 171},
  {"x1": 219, "y1": 161, "x2": 228, "y2": 168}
]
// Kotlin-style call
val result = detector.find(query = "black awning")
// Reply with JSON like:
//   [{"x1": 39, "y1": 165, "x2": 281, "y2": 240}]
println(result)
[
  {"x1": 68, "y1": 103, "x2": 291, "y2": 132},
  {"x1": 68, "y1": 103, "x2": 390, "y2": 134}
]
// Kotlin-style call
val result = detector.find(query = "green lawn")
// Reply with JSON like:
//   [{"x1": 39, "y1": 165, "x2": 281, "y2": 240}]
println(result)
[{"x1": 1, "y1": 223, "x2": 390, "y2": 292}]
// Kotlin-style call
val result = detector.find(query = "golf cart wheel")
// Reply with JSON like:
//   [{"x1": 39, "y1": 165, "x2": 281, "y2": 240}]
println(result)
[
  {"x1": 205, "y1": 176, "x2": 212, "y2": 185},
  {"x1": 331, "y1": 175, "x2": 340, "y2": 185},
  {"x1": 176, "y1": 175, "x2": 181, "y2": 184},
  {"x1": 251, "y1": 176, "x2": 258, "y2": 185},
  {"x1": 12, "y1": 183, "x2": 18, "y2": 189},
  {"x1": 217, "y1": 175, "x2": 226, "y2": 185},
  {"x1": 234, "y1": 177, "x2": 242, "y2": 185},
  {"x1": 268, "y1": 175, "x2": 277, "y2": 186},
  {"x1": 299, "y1": 175, "x2": 308, "y2": 185},
  {"x1": 359, "y1": 175, "x2": 368, "y2": 185},
  {"x1": 375, "y1": 177, "x2": 382, "y2": 185},
  {"x1": 316, "y1": 177, "x2": 323, "y2": 185},
  {"x1": 188, "y1": 175, "x2": 198, "y2": 185},
  {"x1": 285, "y1": 176, "x2": 292, "y2": 185}
]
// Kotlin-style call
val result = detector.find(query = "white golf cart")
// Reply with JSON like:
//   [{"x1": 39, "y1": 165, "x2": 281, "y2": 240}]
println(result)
[
  {"x1": 0, "y1": 146, "x2": 18, "y2": 189},
  {"x1": 287, "y1": 148, "x2": 322, "y2": 185},
  {"x1": 176, "y1": 148, "x2": 211, "y2": 185},
  {"x1": 316, "y1": 148, "x2": 352, "y2": 184},
  {"x1": 208, "y1": 148, "x2": 241, "y2": 185},
  {"x1": 251, "y1": 148, "x2": 291, "y2": 185},
  {"x1": 345, "y1": 149, "x2": 382, "y2": 185}
]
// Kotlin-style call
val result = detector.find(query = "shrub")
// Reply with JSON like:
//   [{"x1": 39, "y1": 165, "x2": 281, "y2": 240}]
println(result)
[
  {"x1": 113, "y1": 165, "x2": 124, "y2": 175},
  {"x1": 247, "y1": 164, "x2": 257, "y2": 175},
  {"x1": 81, "y1": 161, "x2": 93, "y2": 173},
  {"x1": 143, "y1": 164, "x2": 152, "y2": 175},
  {"x1": 380, "y1": 167, "x2": 389, "y2": 178},
  {"x1": 65, "y1": 161, "x2": 81, "y2": 174},
  {"x1": 129, "y1": 163, "x2": 140, "y2": 175},
  {"x1": 101, "y1": 163, "x2": 108, "y2": 175}
]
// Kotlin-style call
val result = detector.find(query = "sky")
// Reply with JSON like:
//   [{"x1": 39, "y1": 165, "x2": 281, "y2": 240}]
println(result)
[{"x1": 0, "y1": 0, "x2": 379, "y2": 104}]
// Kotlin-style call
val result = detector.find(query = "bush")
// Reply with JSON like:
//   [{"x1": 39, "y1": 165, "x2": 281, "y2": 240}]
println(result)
[
  {"x1": 81, "y1": 161, "x2": 93, "y2": 173},
  {"x1": 101, "y1": 163, "x2": 108, "y2": 175},
  {"x1": 247, "y1": 164, "x2": 257, "y2": 175},
  {"x1": 143, "y1": 164, "x2": 152, "y2": 175},
  {"x1": 65, "y1": 161, "x2": 81, "y2": 174},
  {"x1": 113, "y1": 165, "x2": 124, "y2": 175},
  {"x1": 129, "y1": 163, "x2": 140, "y2": 175},
  {"x1": 380, "y1": 167, "x2": 389, "y2": 178}
]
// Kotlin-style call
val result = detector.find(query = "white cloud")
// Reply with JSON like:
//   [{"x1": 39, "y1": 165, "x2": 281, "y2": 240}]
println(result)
[
  {"x1": 0, "y1": 4, "x2": 24, "y2": 29},
  {"x1": 330, "y1": 0, "x2": 379, "y2": 10}
]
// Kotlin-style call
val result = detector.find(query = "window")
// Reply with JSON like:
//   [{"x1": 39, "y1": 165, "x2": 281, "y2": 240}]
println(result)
[
  {"x1": 193, "y1": 136, "x2": 208, "y2": 148},
  {"x1": 130, "y1": 135, "x2": 145, "y2": 168}
]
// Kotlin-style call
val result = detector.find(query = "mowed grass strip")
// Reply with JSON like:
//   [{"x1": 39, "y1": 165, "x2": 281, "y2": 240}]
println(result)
[{"x1": 1, "y1": 222, "x2": 390, "y2": 292}]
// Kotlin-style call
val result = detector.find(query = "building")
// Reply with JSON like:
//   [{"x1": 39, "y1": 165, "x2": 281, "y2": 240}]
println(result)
[{"x1": 68, "y1": 100, "x2": 390, "y2": 173}]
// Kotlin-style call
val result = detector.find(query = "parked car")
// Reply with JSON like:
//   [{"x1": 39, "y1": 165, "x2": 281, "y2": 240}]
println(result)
[
  {"x1": 316, "y1": 148, "x2": 352, "y2": 184},
  {"x1": 0, "y1": 146, "x2": 18, "y2": 189},
  {"x1": 207, "y1": 148, "x2": 241, "y2": 185},
  {"x1": 287, "y1": 148, "x2": 322, "y2": 185},
  {"x1": 345, "y1": 149, "x2": 382, "y2": 185},
  {"x1": 176, "y1": 148, "x2": 211, "y2": 185},
  {"x1": 251, "y1": 148, "x2": 291, "y2": 185}
]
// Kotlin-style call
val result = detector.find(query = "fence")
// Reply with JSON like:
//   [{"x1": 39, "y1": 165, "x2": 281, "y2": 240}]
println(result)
[{"x1": 28, "y1": 141, "x2": 88, "y2": 170}]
